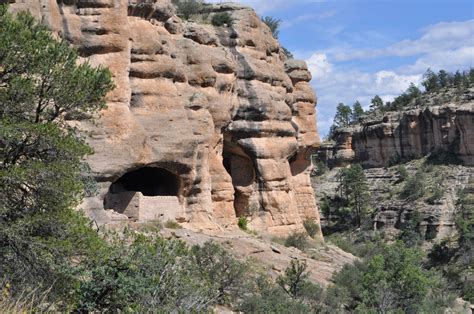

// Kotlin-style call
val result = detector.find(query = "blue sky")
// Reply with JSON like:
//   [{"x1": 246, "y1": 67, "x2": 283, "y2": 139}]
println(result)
[{"x1": 210, "y1": 0, "x2": 474, "y2": 138}]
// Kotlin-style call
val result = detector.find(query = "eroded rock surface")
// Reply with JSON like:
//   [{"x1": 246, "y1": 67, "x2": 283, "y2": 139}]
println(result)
[
  {"x1": 10, "y1": 1, "x2": 321, "y2": 236},
  {"x1": 319, "y1": 88, "x2": 474, "y2": 168}
]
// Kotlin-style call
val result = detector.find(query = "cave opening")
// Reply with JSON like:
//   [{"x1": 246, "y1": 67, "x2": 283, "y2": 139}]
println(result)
[
  {"x1": 109, "y1": 167, "x2": 180, "y2": 197},
  {"x1": 222, "y1": 146, "x2": 256, "y2": 218}
]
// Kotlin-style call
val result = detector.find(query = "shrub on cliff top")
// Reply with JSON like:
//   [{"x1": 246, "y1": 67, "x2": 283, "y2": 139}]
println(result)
[
  {"x1": 211, "y1": 12, "x2": 233, "y2": 26},
  {"x1": 172, "y1": 0, "x2": 204, "y2": 20},
  {"x1": 261, "y1": 15, "x2": 281, "y2": 39}
]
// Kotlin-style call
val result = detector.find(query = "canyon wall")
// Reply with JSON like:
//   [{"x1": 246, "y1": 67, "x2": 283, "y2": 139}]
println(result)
[
  {"x1": 9, "y1": 0, "x2": 321, "y2": 236},
  {"x1": 319, "y1": 88, "x2": 474, "y2": 168}
]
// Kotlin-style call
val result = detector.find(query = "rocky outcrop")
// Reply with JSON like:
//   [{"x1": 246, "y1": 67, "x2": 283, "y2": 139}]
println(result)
[
  {"x1": 10, "y1": 1, "x2": 321, "y2": 236},
  {"x1": 312, "y1": 164, "x2": 474, "y2": 242},
  {"x1": 319, "y1": 88, "x2": 474, "y2": 168}
]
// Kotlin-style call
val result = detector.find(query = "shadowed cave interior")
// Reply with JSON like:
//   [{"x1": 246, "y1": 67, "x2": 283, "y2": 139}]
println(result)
[{"x1": 109, "y1": 167, "x2": 180, "y2": 196}]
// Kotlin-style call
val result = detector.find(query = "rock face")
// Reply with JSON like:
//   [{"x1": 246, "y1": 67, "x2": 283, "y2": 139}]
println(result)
[
  {"x1": 10, "y1": 1, "x2": 321, "y2": 236},
  {"x1": 319, "y1": 88, "x2": 474, "y2": 168},
  {"x1": 313, "y1": 164, "x2": 473, "y2": 242}
]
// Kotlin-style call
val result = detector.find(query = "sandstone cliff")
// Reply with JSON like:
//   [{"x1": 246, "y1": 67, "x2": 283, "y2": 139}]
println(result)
[
  {"x1": 9, "y1": 0, "x2": 321, "y2": 236},
  {"x1": 319, "y1": 87, "x2": 474, "y2": 168}
]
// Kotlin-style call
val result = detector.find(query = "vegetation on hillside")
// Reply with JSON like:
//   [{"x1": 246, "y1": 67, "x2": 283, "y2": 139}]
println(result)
[{"x1": 313, "y1": 156, "x2": 473, "y2": 309}]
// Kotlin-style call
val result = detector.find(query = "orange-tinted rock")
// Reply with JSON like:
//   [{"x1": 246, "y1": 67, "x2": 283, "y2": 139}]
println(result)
[{"x1": 10, "y1": 0, "x2": 322, "y2": 238}]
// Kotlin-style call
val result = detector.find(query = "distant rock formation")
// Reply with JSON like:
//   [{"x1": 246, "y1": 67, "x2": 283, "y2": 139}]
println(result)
[
  {"x1": 9, "y1": 0, "x2": 321, "y2": 236},
  {"x1": 319, "y1": 87, "x2": 474, "y2": 168}
]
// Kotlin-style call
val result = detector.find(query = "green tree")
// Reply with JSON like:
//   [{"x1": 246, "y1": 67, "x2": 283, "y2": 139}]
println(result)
[
  {"x1": 333, "y1": 102, "x2": 352, "y2": 127},
  {"x1": 351, "y1": 100, "x2": 364, "y2": 122},
  {"x1": 400, "y1": 173, "x2": 426, "y2": 201},
  {"x1": 261, "y1": 16, "x2": 282, "y2": 39},
  {"x1": 75, "y1": 234, "x2": 251, "y2": 312},
  {"x1": 337, "y1": 164, "x2": 370, "y2": 227},
  {"x1": 0, "y1": 5, "x2": 113, "y2": 303},
  {"x1": 361, "y1": 242, "x2": 434, "y2": 312},
  {"x1": 277, "y1": 260, "x2": 323, "y2": 307},
  {"x1": 171, "y1": 0, "x2": 203, "y2": 20},
  {"x1": 437, "y1": 69, "x2": 449, "y2": 88},
  {"x1": 406, "y1": 82, "x2": 421, "y2": 98},
  {"x1": 239, "y1": 276, "x2": 311, "y2": 312},
  {"x1": 453, "y1": 70, "x2": 463, "y2": 87},
  {"x1": 211, "y1": 12, "x2": 233, "y2": 27},
  {"x1": 422, "y1": 68, "x2": 439, "y2": 92},
  {"x1": 370, "y1": 95, "x2": 384, "y2": 111},
  {"x1": 398, "y1": 210, "x2": 423, "y2": 247},
  {"x1": 326, "y1": 242, "x2": 450, "y2": 312}
]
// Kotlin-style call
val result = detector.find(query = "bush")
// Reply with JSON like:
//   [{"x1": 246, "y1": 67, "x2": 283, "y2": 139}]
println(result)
[
  {"x1": 400, "y1": 173, "x2": 425, "y2": 201},
  {"x1": 74, "y1": 235, "x2": 250, "y2": 312},
  {"x1": 303, "y1": 219, "x2": 320, "y2": 238},
  {"x1": 171, "y1": 0, "x2": 203, "y2": 20},
  {"x1": 237, "y1": 216, "x2": 248, "y2": 230},
  {"x1": 164, "y1": 220, "x2": 182, "y2": 229},
  {"x1": 396, "y1": 164, "x2": 409, "y2": 182},
  {"x1": 261, "y1": 16, "x2": 281, "y2": 39},
  {"x1": 427, "y1": 186, "x2": 445, "y2": 204},
  {"x1": 426, "y1": 149, "x2": 462, "y2": 165},
  {"x1": 325, "y1": 241, "x2": 450, "y2": 312},
  {"x1": 312, "y1": 160, "x2": 328, "y2": 176},
  {"x1": 285, "y1": 232, "x2": 308, "y2": 250},
  {"x1": 211, "y1": 12, "x2": 233, "y2": 26},
  {"x1": 239, "y1": 276, "x2": 311, "y2": 312},
  {"x1": 398, "y1": 210, "x2": 423, "y2": 247}
]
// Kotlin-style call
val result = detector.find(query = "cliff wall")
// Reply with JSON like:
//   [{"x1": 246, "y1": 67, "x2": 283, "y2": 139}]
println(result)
[
  {"x1": 319, "y1": 87, "x2": 474, "y2": 168},
  {"x1": 9, "y1": 0, "x2": 321, "y2": 236}
]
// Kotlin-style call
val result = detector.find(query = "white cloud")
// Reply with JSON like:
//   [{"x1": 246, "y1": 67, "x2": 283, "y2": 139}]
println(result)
[
  {"x1": 307, "y1": 19, "x2": 474, "y2": 137},
  {"x1": 374, "y1": 71, "x2": 422, "y2": 94},
  {"x1": 333, "y1": 19, "x2": 474, "y2": 62},
  {"x1": 281, "y1": 11, "x2": 336, "y2": 29},
  {"x1": 306, "y1": 53, "x2": 333, "y2": 80},
  {"x1": 207, "y1": 0, "x2": 326, "y2": 14},
  {"x1": 402, "y1": 46, "x2": 474, "y2": 73},
  {"x1": 308, "y1": 63, "x2": 423, "y2": 137}
]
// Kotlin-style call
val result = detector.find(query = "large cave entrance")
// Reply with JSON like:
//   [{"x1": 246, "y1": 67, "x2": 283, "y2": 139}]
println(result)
[
  {"x1": 109, "y1": 167, "x2": 180, "y2": 197},
  {"x1": 104, "y1": 167, "x2": 182, "y2": 218}
]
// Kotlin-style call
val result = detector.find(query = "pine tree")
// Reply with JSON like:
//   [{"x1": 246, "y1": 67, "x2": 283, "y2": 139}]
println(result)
[
  {"x1": 351, "y1": 101, "x2": 364, "y2": 122},
  {"x1": 337, "y1": 164, "x2": 370, "y2": 227},
  {"x1": 370, "y1": 95, "x2": 384, "y2": 112},
  {"x1": 333, "y1": 103, "x2": 352, "y2": 127},
  {"x1": 0, "y1": 5, "x2": 113, "y2": 302},
  {"x1": 422, "y1": 68, "x2": 438, "y2": 92}
]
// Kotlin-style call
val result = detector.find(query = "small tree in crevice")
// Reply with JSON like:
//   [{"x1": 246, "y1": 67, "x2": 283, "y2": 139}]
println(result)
[{"x1": 261, "y1": 16, "x2": 281, "y2": 39}]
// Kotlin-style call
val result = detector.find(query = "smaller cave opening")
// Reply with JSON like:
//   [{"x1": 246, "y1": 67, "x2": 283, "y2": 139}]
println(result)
[
  {"x1": 222, "y1": 150, "x2": 256, "y2": 218},
  {"x1": 109, "y1": 167, "x2": 180, "y2": 197}
]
